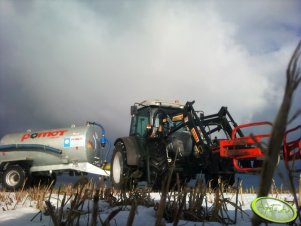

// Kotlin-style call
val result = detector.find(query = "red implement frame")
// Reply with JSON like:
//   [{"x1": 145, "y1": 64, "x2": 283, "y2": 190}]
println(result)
[
  {"x1": 219, "y1": 121, "x2": 272, "y2": 172},
  {"x1": 283, "y1": 125, "x2": 301, "y2": 172}
]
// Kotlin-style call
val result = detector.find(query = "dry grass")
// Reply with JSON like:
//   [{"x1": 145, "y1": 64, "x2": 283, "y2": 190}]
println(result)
[
  {"x1": 111, "y1": 173, "x2": 248, "y2": 226},
  {"x1": 0, "y1": 177, "x2": 297, "y2": 224},
  {"x1": 1, "y1": 175, "x2": 298, "y2": 226}
]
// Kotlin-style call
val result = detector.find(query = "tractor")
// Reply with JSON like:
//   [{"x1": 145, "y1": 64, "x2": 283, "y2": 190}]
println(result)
[
  {"x1": 110, "y1": 100, "x2": 260, "y2": 189},
  {"x1": 110, "y1": 99, "x2": 301, "y2": 190}
]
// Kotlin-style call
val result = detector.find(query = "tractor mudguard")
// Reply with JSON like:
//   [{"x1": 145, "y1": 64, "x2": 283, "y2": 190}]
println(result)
[{"x1": 114, "y1": 137, "x2": 141, "y2": 166}]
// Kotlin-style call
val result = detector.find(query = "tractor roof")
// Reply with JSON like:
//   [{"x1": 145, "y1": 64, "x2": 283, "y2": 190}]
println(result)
[{"x1": 138, "y1": 99, "x2": 184, "y2": 109}]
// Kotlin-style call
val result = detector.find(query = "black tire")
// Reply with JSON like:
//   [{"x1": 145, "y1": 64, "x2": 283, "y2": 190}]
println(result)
[
  {"x1": 205, "y1": 174, "x2": 218, "y2": 188},
  {"x1": 204, "y1": 154, "x2": 235, "y2": 189},
  {"x1": 221, "y1": 173, "x2": 235, "y2": 187},
  {"x1": 2, "y1": 165, "x2": 26, "y2": 191},
  {"x1": 148, "y1": 141, "x2": 168, "y2": 190},
  {"x1": 111, "y1": 142, "x2": 132, "y2": 190},
  {"x1": 205, "y1": 173, "x2": 235, "y2": 189},
  {"x1": 219, "y1": 158, "x2": 235, "y2": 187}
]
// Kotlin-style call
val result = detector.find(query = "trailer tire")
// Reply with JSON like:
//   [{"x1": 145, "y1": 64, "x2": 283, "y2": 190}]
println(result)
[
  {"x1": 2, "y1": 165, "x2": 26, "y2": 191},
  {"x1": 111, "y1": 142, "x2": 133, "y2": 190}
]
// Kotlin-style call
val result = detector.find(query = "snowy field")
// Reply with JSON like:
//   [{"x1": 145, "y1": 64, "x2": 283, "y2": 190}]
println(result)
[{"x1": 0, "y1": 189, "x2": 299, "y2": 226}]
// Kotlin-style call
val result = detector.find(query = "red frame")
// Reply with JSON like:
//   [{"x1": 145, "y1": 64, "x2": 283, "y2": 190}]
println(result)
[
  {"x1": 219, "y1": 121, "x2": 272, "y2": 172},
  {"x1": 283, "y1": 125, "x2": 301, "y2": 171}
]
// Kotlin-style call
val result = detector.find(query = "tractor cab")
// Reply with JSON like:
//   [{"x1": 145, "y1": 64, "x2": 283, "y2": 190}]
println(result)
[{"x1": 129, "y1": 100, "x2": 186, "y2": 138}]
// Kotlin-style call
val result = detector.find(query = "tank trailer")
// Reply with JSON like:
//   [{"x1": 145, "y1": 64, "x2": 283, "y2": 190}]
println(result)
[{"x1": 0, "y1": 122, "x2": 110, "y2": 190}]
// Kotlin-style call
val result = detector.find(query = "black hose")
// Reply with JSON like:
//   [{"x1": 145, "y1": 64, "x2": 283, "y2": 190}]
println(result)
[{"x1": 0, "y1": 144, "x2": 62, "y2": 154}]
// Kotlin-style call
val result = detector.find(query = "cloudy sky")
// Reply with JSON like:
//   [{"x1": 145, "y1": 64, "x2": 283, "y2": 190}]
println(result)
[{"x1": 0, "y1": 0, "x2": 301, "y2": 141}]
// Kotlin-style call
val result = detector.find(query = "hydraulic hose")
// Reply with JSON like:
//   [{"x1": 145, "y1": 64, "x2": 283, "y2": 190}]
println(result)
[
  {"x1": 87, "y1": 121, "x2": 112, "y2": 162},
  {"x1": 0, "y1": 144, "x2": 62, "y2": 154}
]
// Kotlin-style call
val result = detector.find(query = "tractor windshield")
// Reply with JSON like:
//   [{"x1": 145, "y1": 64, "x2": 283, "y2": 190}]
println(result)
[{"x1": 151, "y1": 107, "x2": 188, "y2": 134}]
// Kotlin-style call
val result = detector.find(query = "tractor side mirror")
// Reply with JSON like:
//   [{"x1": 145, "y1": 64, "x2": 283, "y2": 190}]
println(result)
[
  {"x1": 199, "y1": 112, "x2": 204, "y2": 120},
  {"x1": 131, "y1": 105, "x2": 138, "y2": 115}
]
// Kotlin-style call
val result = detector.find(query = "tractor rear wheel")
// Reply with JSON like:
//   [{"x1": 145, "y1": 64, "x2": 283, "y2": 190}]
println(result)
[
  {"x1": 148, "y1": 141, "x2": 168, "y2": 190},
  {"x1": 2, "y1": 165, "x2": 26, "y2": 191}
]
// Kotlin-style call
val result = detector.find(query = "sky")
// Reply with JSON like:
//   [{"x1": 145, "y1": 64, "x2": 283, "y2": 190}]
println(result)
[{"x1": 0, "y1": 0, "x2": 301, "y2": 142}]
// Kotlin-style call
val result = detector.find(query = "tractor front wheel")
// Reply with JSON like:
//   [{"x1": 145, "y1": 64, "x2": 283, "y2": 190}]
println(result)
[{"x1": 111, "y1": 142, "x2": 132, "y2": 190}]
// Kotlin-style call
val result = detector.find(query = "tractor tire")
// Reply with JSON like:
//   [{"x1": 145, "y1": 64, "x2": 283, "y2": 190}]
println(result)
[
  {"x1": 204, "y1": 155, "x2": 235, "y2": 189},
  {"x1": 205, "y1": 173, "x2": 235, "y2": 189},
  {"x1": 111, "y1": 142, "x2": 133, "y2": 190},
  {"x1": 148, "y1": 141, "x2": 168, "y2": 190},
  {"x1": 2, "y1": 165, "x2": 26, "y2": 191},
  {"x1": 221, "y1": 173, "x2": 235, "y2": 187}
]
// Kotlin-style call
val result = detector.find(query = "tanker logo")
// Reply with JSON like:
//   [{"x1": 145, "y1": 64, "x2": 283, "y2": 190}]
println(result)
[
  {"x1": 21, "y1": 130, "x2": 68, "y2": 142},
  {"x1": 64, "y1": 138, "x2": 71, "y2": 147},
  {"x1": 63, "y1": 136, "x2": 85, "y2": 148}
]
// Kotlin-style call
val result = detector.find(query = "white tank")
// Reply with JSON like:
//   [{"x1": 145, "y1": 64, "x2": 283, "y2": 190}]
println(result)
[{"x1": 0, "y1": 123, "x2": 106, "y2": 172}]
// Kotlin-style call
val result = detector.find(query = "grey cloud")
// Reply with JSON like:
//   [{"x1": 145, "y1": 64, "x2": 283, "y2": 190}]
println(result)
[
  {"x1": 0, "y1": 0, "x2": 300, "y2": 142},
  {"x1": 214, "y1": 0, "x2": 301, "y2": 53}
]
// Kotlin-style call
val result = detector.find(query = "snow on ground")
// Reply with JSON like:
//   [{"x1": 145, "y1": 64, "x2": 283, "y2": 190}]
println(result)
[{"x1": 0, "y1": 191, "x2": 299, "y2": 226}]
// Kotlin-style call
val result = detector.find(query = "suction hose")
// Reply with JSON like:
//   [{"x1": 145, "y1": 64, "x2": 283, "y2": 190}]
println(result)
[
  {"x1": 0, "y1": 144, "x2": 62, "y2": 154},
  {"x1": 87, "y1": 121, "x2": 112, "y2": 162}
]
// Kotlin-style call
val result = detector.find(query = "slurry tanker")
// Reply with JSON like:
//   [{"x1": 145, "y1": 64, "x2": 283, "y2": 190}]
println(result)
[{"x1": 0, "y1": 122, "x2": 110, "y2": 190}]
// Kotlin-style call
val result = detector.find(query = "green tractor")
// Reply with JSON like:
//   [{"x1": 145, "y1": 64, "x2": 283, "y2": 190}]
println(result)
[{"x1": 110, "y1": 100, "x2": 238, "y2": 190}]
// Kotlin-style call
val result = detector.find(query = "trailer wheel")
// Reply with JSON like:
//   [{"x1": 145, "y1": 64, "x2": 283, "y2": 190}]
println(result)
[
  {"x1": 2, "y1": 165, "x2": 26, "y2": 191},
  {"x1": 111, "y1": 142, "x2": 132, "y2": 190}
]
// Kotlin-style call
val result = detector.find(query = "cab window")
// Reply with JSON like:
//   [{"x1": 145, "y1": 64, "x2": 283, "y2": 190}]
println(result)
[{"x1": 130, "y1": 107, "x2": 150, "y2": 136}]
